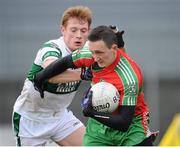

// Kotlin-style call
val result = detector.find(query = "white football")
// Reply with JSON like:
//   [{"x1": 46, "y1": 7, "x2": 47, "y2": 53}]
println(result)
[{"x1": 90, "y1": 81, "x2": 120, "y2": 112}]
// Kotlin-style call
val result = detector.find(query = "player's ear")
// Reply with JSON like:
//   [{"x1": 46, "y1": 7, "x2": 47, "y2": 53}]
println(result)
[
  {"x1": 112, "y1": 44, "x2": 118, "y2": 50},
  {"x1": 60, "y1": 25, "x2": 65, "y2": 35}
]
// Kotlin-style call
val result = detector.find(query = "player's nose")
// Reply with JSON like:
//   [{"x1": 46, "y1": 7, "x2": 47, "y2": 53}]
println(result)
[{"x1": 76, "y1": 30, "x2": 82, "y2": 38}]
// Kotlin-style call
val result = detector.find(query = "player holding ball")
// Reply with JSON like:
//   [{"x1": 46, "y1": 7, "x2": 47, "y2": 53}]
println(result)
[{"x1": 33, "y1": 25, "x2": 158, "y2": 146}]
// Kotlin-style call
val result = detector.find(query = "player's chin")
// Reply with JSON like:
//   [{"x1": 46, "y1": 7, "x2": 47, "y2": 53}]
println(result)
[
  {"x1": 97, "y1": 62, "x2": 105, "y2": 68},
  {"x1": 72, "y1": 44, "x2": 83, "y2": 50},
  {"x1": 71, "y1": 46, "x2": 81, "y2": 51}
]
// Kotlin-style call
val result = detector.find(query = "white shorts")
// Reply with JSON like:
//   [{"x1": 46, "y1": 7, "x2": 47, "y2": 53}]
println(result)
[{"x1": 12, "y1": 109, "x2": 84, "y2": 146}]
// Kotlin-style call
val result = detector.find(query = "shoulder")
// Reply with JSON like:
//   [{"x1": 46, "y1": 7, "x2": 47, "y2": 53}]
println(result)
[
  {"x1": 37, "y1": 37, "x2": 64, "y2": 56},
  {"x1": 72, "y1": 45, "x2": 92, "y2": 58},
  {"x1": 34, "y1": 38, "x2": 63, "y2": 63},
  {"x1": 72, "y1": 43, "x2": 94, "y2": 67},
  {"x1": 42, "y1": 38, "x2": 62, "y2": 51}
]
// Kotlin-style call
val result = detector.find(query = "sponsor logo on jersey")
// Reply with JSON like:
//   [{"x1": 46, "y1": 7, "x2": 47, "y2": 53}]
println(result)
[
  {"x1": 129, "y1": 84, "x2": 136, "y2": 95},
  {"x1": 56, "y1": 81, "x2": 80, "y2": 93}
]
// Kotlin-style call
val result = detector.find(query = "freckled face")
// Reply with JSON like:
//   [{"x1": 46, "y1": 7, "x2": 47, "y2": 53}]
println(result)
[{"x1": 61, "y1": 17, "x2": 90, "y2": 51}]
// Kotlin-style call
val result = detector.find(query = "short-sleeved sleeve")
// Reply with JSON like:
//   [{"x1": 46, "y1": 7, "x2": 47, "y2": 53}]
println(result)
[
  {"x1": 41, "y1": 42, "x2": 62, "y2": 62},
  {"x1": 72, "y1": 47, "x2": 94, "y2": 67}
]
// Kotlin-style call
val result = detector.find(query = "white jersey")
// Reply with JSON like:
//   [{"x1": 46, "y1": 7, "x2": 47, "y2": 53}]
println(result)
[{"x1": 13, "y1": 37, "x2": 88, "y2": 122}]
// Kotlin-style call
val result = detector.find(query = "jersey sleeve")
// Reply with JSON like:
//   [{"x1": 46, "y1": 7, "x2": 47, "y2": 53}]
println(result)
[
  {"x1": 117, "y1": 57, "x2": 139, "y2": 106},
  {"x1": 28, "y1": 42, "x2": 62, "y2": 80},
  {"x1": 71, "y1": 47, "x2": 94, "y2": 67},
  {"x1": 41, "y1": 42, "x2": 62, "y2": 62},
  {"x1": 33, "y1": 41, "x2": 62, "y2": 67}
]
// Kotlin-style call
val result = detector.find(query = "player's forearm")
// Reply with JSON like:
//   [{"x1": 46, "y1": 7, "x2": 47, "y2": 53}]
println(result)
[
  {"x1": 35, "y1": 54, "x2": 76, "y2": 82},
  {"x1": 48, "y1": 69, "x2": 81, "y2": 83},
  {"x1": 90, "y1": 106, "x2": 135, "y2": 132}
]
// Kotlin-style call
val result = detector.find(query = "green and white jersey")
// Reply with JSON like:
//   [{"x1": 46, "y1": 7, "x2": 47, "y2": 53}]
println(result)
[
  {"x1": 13, "y1": 37, "x2": 87, "y2": 122},
  {"x1": 28, "y1": 37, "x2": 81, "y2": 94}
]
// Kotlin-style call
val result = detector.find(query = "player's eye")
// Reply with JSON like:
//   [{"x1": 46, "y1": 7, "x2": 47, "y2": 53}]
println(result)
[
  {"x1": 70, "y1": 28, "x2": 77, "y2": 33},
  {"x1": 71, "y1": 29, "x2": 76, "y2": 33},
  {"x1": 95, "y1": 50, "x2": 104, "y2": 55},
  {"x1": 81, "y1": 29, "x2": 88, "y2": 33}
]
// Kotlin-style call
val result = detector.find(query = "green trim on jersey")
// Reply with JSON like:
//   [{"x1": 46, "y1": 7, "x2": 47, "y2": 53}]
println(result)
[
  {"x1": 115, "y1": 56, "x2": 138, "y2": 106},
  {"x1": 42, "y1": 51, "x2": 60, "y2": 61},
  {"x1": 13, "y1": 112, "x2": 21, "y2": 146},
  {"x1": 27, "y1": 63, "x2": 43, "y2": 81},
  {"x1": 27, "y1": 63, "x2": 81, "y2": 94},
  {"x1": 43, "y1": 42, "x2": 62, "y2": 54},
  {"x1": 28, "y1": 42, "x2": 63, "y2": 81},
  {"x1": 72, "y1": 47, "x2": 92, "y2": 62},
  {"x1": 42, "y1": 42, "x2": 62, "y2": 61},
  {"x1": 83, "y1": 116, "x2": 146, "y2": 146},
  {"x1": 44, "y1": 80, "x2": 81, "y2": 94},
  {"x1": 139, "y1": 82, "x2": 144, "y2": 93}
]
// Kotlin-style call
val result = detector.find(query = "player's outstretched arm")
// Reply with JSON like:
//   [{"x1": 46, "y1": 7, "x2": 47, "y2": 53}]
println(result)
[
  {"x1": 48, "y1": 69, "x2": 81, "y2": 83},
  {"x1": 42, "y1": 58, "x2": 81, "y2": 84},
  {"x1": 33, "y1": 54, "x2": 76, "y2": 98}
]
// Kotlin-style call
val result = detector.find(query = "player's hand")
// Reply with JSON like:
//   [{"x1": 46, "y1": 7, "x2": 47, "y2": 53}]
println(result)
[
  {"x1": 109, "y1": 25, "x2": 119, "y2": 33},
  {"x1": 109, "y1": 25, "x2": 125, "y2": 48},
  {"x1": 81, "y1": 89, "x2": 94, "y2": 117},
  {"x1": 33, "y1": 73, "x2": 45, "y2": 98},
  {"x1": 115, "y1": 30, "x2": 125, "y2": 48},
  {"x1": 80, "y1": 67, "x2": 93, "y2": 81}
]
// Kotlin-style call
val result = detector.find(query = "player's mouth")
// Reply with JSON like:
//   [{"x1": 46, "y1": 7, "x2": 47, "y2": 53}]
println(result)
[{"x1": 74, "y1": 41, "x2": 83, "y2": 47}]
